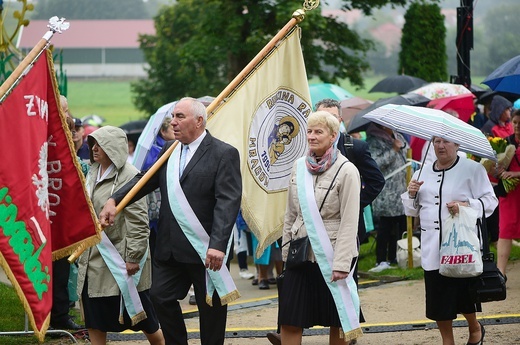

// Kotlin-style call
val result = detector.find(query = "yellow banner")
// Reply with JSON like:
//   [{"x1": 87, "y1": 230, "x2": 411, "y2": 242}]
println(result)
[{"x1": 207, "y1": 27, "x2": 311, "y2": 256}]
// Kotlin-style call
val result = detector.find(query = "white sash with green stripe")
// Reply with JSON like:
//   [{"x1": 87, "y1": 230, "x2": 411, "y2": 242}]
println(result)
[
  {"x1": 166, "y1": 144, "x2": 240, "y2": 306},
  {"x1": 96, "y1": 232, "x2": 148, "y2": 325},
  {"x1": 296, "y1": 158, "x2": 362, "y2": 341}
]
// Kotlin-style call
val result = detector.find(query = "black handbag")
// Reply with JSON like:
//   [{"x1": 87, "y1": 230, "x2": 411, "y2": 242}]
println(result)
[
  {"x1": 493, "y1": 182, "x2": 507, "y2": 198},
  {"x1": 283, "y1": 161, "x2": 347, "y2": 270},
  {"x1": 285, "y1": 236, "x2": 310, "y2": 270},
  {"x1": 470, "y1": 199, "x2": 507, "y2": 303}
]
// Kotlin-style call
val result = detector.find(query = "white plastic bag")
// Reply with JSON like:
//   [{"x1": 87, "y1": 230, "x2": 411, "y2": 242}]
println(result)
[
  {"x1": 439, "y1": 206, "x2": 483, "y2": 278},
  {"x1": 396, "y1": 233, "x2": 421, "y2": 269}
]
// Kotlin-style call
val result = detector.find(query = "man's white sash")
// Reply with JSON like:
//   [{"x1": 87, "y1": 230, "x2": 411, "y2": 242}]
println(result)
[
  {"x1": 166, "y1": 144, "x2": 240, "y2": 306},
  {"x1": 296, "y1": 158, "x2": 362, "y2": 341},
  {"x1": 96, "y1": 232, "x2": 148, "y2": 325}
]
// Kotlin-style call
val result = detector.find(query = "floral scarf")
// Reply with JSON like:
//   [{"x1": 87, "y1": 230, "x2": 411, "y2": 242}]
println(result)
[{"x1": 305, "y1": 144, "x2": 338, "y2": 174}]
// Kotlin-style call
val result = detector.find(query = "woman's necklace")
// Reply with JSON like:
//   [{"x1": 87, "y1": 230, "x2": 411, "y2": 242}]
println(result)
[{"x1": 435, "y1": 157, "x2": 457, "y2": 170}]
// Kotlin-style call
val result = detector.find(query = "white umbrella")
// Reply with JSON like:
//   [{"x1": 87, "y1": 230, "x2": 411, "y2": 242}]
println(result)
[
  {"x1": 363, "y1": 104, "x2": 496, "y2": 162},
  {"x1": 132, "y1": 101, "x2": 176, "y2": 170}
]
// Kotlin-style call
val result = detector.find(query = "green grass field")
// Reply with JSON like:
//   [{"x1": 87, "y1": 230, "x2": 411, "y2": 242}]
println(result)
[{"x1": 66, "y1": 79, "x2": 146, "y2": 127}]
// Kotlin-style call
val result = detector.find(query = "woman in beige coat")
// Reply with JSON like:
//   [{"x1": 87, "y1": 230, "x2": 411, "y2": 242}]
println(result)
[
  {"x1": 279, "y1": 111, "x2": 361, "y2": 345},
  {"x1": 77, "y1": 126, "x2": 164, "y2": 345}
]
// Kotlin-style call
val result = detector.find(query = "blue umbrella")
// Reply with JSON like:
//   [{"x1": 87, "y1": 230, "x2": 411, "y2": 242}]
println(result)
[
  {"x1": 482, "y1": 55, "x2": 520, "y2": 94},
  {"x1": 309, "y1": 83, "x2": 353, "y2": 108}
]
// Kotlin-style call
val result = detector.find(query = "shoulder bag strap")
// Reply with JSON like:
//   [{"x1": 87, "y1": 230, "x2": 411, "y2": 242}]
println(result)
[
  {"x1": 319, "y1": 161, "x2": 348, "y2": 211},
  {"x1": 282, "y1": 160, "x2": 348, "y2": 249},
  {"x1": 477, "y1": 198, "x2": 490, "y2": 256}
]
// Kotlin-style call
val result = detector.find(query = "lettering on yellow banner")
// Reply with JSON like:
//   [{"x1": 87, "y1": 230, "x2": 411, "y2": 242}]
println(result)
[{"x1": 248, "y1": 88, "x2": 311, "y2": 192}]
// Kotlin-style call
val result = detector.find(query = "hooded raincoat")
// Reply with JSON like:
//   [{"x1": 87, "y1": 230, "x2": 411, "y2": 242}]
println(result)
[
  {"x1": 481, "y1": 95, "x2": 513, "y2": 138},
  {"x1": 77, "y1": 126, "x2": 151, "y2": 298}
]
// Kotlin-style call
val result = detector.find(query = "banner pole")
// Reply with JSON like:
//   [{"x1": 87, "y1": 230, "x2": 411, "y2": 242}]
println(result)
[
  {"x1": 0, "y1": 17, "x2": 69, "y2": 102},
  {"x1": 68, "y1": 2, "x2": 320, "y2": 263}
]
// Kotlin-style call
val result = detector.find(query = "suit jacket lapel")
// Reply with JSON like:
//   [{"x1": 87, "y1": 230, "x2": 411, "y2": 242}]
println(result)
[{"x1": 180, "y1": 132, "x2": 212, "y2": 182}]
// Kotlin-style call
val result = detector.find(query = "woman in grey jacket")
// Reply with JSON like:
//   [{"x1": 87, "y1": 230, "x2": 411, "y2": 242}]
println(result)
[{"x1": 77, "y1": 126, "x2": 164, "y2": 345}]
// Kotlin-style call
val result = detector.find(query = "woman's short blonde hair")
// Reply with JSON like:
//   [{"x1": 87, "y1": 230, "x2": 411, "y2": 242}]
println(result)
[
  {"x1": 307, "y1": 110, "x2": 340, "y2": 135},
  {"x1": 161, "y1": 116, "x2": 172, "y2": 132}
]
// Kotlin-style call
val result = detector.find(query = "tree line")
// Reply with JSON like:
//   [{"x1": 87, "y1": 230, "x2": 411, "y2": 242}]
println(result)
[{"x1": 28, "y1": 0, "x2": 520, "y2": 115}]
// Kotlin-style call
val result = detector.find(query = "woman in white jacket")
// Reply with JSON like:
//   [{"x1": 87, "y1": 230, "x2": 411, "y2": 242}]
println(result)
[{"x1": 403, "y1": 137, "x2": 497, "y2": 345}]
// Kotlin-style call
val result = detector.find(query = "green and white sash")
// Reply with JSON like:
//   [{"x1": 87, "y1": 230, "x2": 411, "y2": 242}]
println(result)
[
  {"x1": 296, "y1": 158, "x2": 362, "y2": 341},
  {"x1": 96, "y1": 232, "x2": 148, "y2": 325},
  {"x1": 166, "y1": 144, "x2": 240, "y2": 306}
]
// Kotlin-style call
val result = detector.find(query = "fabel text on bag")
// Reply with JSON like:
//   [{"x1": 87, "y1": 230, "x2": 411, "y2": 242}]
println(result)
[{"x1": 439, "y1": 206, "x2": 483, "y2": 278}]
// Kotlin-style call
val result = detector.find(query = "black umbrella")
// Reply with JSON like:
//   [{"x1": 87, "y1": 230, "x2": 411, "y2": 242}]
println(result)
[
  {"x1": 120, "y1": 120, "x2": 148, "y2": 143},
  {"x1": 469, "y1": 84, "x2": 489, "y2": 98},
  {"x1": 347, "y1": 93, "x2": 430, "y2": 134},
  {"x1": 369, "y1": 75, "x2": 428, "y2": 94},
  {"x1": 477, "y1": 90, "x2": 518, "y2": 105}
]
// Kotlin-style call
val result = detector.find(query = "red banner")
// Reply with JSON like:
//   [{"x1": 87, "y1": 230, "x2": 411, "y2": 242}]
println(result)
[{"x1": 0, "y1": 50, "x2": 100, "y2": 341}]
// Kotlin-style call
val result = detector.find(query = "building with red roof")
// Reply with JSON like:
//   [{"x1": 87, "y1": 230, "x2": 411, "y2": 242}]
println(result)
[{"x1": 18, "y1": 20, "x2": 155, "y2": 77}]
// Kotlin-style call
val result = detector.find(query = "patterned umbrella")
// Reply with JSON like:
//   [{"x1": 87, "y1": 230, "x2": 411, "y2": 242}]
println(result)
[
  {"x1": 309, "y1": 83, "x2": 353, "y2": 107},
  {"x1": 410, "y1": 82, "x2": 472, "y2": 100},
  {"x1": 363, "y1": 104, "x2": 496, "y2": 161}
]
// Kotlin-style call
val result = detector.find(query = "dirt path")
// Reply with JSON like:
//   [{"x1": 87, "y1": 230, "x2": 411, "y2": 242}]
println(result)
[{"x1": 114, "y1": 261, "x2": 520, "y2": 345}]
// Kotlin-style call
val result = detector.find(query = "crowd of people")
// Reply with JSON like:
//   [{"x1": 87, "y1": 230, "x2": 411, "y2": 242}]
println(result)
[{"x1": 51, "y1": 88, "x2": 519, "y2": 345}]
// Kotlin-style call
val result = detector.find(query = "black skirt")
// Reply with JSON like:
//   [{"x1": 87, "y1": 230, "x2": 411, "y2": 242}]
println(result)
[
  {"x1": 424, "y1": 269, "x2": 482, "y2": 321},
  {"x1": 81, "y1": 277, "x2": 160, "y2": 333},
  {"x1": 278, "y1": 261, "x2": 341, "y2": 328}
]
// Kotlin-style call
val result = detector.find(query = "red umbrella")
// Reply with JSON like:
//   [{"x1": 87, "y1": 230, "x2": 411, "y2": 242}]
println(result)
[{"x1": 427, "y1": 94, "x2": 476, "y2": 123}]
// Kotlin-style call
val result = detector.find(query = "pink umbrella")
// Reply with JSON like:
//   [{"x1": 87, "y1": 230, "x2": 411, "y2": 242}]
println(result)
[
  {"x1": 340, "y1": 97, "x2": 373, "y2": 127},
  {"x1": 427, "y1": 93, "x2": 476, "y2": 123}
]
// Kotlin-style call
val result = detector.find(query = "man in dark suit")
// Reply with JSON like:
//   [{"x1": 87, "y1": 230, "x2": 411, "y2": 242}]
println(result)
[{"x1": 99, "y1": 97, "x2": 242, "y2": 345}]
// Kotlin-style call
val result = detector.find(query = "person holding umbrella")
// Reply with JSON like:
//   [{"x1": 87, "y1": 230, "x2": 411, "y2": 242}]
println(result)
[{"x1": 403, "y1": 137, "x2": 497, "y2": 345}]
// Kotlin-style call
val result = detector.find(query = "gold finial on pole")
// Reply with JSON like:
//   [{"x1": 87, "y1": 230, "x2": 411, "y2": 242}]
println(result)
[
  {"x1": 303, "y1": 0, "x2": 320, "y2": 11},
  {"x1": 293, "y1": 0, "x2": 320, "y2": 22},
  {"x1": 0, "y1": 16, "x2": 70, "y2": 101}
]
